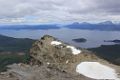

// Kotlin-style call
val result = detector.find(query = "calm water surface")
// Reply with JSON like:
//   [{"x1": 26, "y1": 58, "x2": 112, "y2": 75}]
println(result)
[{"x1": 0, "y1": 28, "x2": 120, "y2": 48}]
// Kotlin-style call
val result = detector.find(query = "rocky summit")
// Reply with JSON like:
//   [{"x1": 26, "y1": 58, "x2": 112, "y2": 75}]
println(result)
[{"x1": 0, "y1": 35, "x2": 120, "y2": 80}]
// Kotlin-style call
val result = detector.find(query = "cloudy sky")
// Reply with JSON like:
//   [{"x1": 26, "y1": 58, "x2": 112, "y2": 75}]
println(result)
[{"x1": 0, "y1": 0, "x2": 120, "y2": 24}]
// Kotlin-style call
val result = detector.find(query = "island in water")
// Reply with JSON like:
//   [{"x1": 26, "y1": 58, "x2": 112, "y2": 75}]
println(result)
[
  {"x1": 72, "y1": 38, "x2": 87, "y2": 43},
  {"x1": 104, "y1": 39, "x2": 120, "y2": 43}
]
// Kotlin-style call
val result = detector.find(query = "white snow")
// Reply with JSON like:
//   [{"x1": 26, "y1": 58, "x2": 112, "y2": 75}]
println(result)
[
  {"x1": 76, "y1": 62, "x2": 119, "y2": 80},
  {"x1": 51, "y1": 41, "x2": 81, "y2": 55},
  {"x1": 66, "y1": 46, "x2": 81, "y2": 55},
  {"x1": 66, "y1": 60, "x2": 69, "y2": 64},
  {"x1": 51, "y1": 41, "x2": 62, "y2": 45},
  {"x1": 47, "y1": 62, "x2": 50, "y2": 65}
]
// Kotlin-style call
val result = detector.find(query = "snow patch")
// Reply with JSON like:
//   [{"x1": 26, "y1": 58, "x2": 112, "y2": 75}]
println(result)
[
  {"x1": 47, "y1": 62, "x2": 50, "y2": 65},
  {"x1": 51, "y1": 41, "x2": 62, "y2": 45},
  {"x1": 76, "y1": 62, "x2": 119, "y2": 80},
  {"x1": 66, "y1": 60, "x2": 69, "y2": 64},
  {"x1": 66, "y1": 46, "x2": 81, "y2": 55}
]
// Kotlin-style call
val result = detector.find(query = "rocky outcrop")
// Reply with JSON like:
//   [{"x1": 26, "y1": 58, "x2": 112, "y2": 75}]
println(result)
[
  {"x1": 29, "y1": 35, "x2": 99, "y2": 73},
  {"x1": 0, "y1": 35, "x2": 120, "y2": 80}
]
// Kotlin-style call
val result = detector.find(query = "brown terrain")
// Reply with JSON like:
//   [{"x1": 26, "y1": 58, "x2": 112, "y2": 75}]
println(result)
[{"x1": 0, "y1": 35, "x2": 120, "y2": 80}]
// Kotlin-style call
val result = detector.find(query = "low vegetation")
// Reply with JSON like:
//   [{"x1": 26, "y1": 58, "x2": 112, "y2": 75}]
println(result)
[
  {"x1": 0, "y1": 53, "x2": 30, "y2": 72},
  {"x1": 88, "y1": 44, "x2": 120, "y2": 65},
  {"x1": 0, "y1": 34, "x2": 36, "y2": 53},
  {"x1": 0, "y1": 35, "x2": 35, "y2": 72}
]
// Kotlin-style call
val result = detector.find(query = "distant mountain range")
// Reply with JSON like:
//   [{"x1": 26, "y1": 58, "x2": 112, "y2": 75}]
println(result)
[
  {"x1": 0, "y1": 21, "x2": 120, "y2": 31},
  {"x1": 65, "y1": 21, "x2": 120, "y2": 31},
  {"x1": 0, "y1": 24, "x2": 60, "y2": 30}
]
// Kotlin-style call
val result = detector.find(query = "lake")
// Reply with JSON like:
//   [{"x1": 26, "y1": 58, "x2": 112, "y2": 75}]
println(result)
[{"x1": 0, "y1": 28, "x2": 120, "y2": 48}]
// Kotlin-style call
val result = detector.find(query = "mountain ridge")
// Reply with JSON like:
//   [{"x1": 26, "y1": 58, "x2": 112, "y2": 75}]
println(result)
[
  {"x1": 65, "y1": 21, "x2": 120, "y2": 31},
  {"x1": 0, "y1": 34, "x2": 36, "y2": 53},
  {"x1": 0, "y1": 21, "x2": 120, "y2": 31},
  {"x1": 0, "y1": 35, "x2": 119, "y2": 80}
]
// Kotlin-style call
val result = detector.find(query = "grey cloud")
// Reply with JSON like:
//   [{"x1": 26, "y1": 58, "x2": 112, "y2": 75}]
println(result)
[
  {"x1": 94, "y1": 0, "x2": 120, "y2": 15},
  {"x1": 68, "y1": 0, "x2": 120, "y2": 15},
  {"x1": 0, "y1": 0, "x2": 120, "y2": 23}
]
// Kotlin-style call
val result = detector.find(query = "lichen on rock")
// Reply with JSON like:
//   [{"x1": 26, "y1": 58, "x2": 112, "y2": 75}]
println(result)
[{"x1": 29, "y1": 35, "x2": 99, "y2": 73}]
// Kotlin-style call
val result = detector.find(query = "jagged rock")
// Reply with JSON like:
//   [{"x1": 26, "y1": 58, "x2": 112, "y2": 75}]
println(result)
[{"x1": 29, "y1": 35, "x2": 99, "y2": 73}]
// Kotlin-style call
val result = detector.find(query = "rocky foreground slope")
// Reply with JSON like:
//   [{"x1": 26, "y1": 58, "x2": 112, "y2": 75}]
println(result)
[{"x1": 0, "y1": 35, "x2": 120, "y2": 80}]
